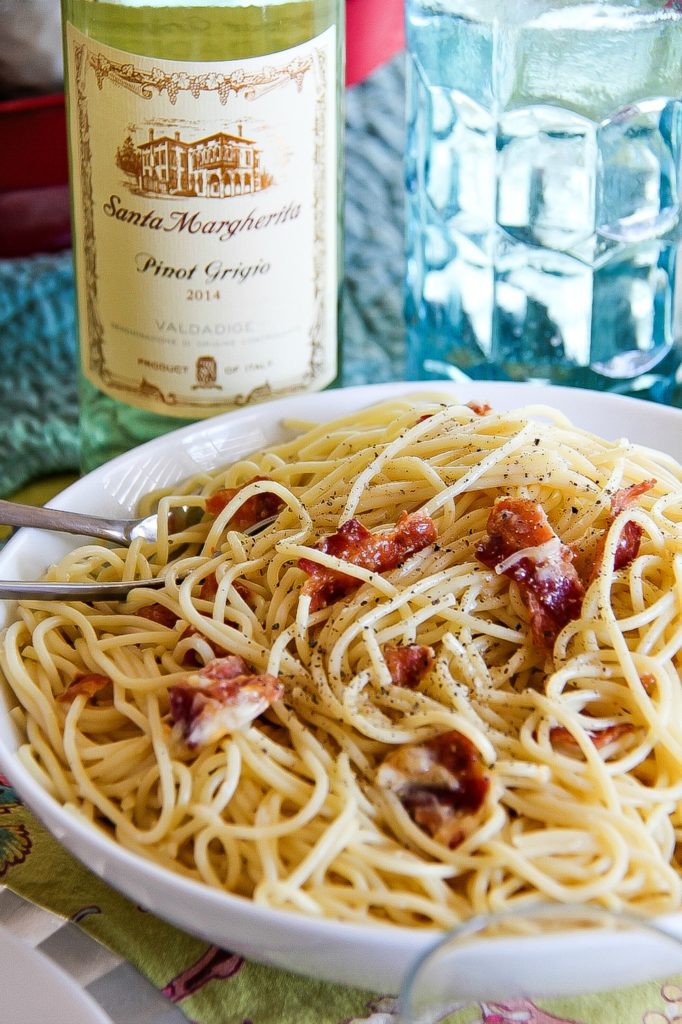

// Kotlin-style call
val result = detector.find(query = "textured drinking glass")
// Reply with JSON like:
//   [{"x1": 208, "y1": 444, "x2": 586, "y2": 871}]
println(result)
[
  {"x1": 405, "y1": 0, "x2": 682, "y2": 404},
  {"x1": 399, "y1": 903, "x2": 682, "y2": 1024}
]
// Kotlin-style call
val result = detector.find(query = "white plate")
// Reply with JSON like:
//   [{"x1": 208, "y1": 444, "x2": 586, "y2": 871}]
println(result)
[
  {"x1": 1, "y1": 380, "x2": 682, "y2": 993},
  {"x1": 0, "y1": 925, "x2": 112, "y2": 1024}
]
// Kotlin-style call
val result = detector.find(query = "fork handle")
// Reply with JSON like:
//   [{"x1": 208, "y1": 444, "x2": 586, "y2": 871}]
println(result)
[
  {"x1": 0, "y1": 500, "x2": 129, "y2": 545},
  {"x1": 0, "y1": 577, "x2": 165, "y2": 600}
]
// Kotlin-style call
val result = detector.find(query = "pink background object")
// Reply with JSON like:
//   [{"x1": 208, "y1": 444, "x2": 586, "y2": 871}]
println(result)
[{"x1": 346, "y1": 0, "x2": 405, "y2": 87}]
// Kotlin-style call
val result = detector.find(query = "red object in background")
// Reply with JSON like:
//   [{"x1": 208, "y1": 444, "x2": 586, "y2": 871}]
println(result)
[
  {"x1": 0, "y1": 92, "x2": 68, "y2": 193},
  {"x1": 346, "y1": 0, "x2": 404, "y2": 87},
  {"x1": 0, "y1": 186, "x2": 72, "y2": 259},
  {"x1": 0, "y1": 93, "x2": 71, "y2": 258},
  {"x1": 0, "y1": 0, "x2": 404, "y2": 258}
]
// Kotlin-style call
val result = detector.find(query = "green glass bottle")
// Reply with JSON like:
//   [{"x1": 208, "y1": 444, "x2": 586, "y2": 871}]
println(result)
[{"x1": 61, "y1": 0, "x2": 344, "y2": 471}]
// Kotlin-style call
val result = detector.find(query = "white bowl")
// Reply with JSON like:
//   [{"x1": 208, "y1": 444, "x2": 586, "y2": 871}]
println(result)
[{"x1": 1, "y1": 380, "x2": 682, "y2": 993}]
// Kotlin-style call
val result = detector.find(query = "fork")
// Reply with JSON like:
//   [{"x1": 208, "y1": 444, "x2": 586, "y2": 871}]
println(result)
[
  {"x1": 0, "y1": 498, "x2": 201, "y2": 546},
  {"x1": 0, "y1": 499, "x2": 273, "y2": 602}
]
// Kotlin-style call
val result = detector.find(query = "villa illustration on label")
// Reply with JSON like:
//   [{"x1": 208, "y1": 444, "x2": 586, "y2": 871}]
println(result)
[{"x1": 115, "y1": 122, "x2": 271, "y2": 199}]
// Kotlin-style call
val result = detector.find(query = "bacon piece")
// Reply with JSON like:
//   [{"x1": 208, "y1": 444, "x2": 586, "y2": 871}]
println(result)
[
  {"x1": 136, "y1": 594, "x2": 226, "y2": 666},
  {"x1": 58, "y1": 673, "x2": 111, "y2": 703},
  {"x1": 383, "y1": 643, "x2": 435, "y2": 689},
  {"x1": 194, "y1": 655, "x2": 249, "y2": 680},
  {"x1": 205, "y1": 476, "x2": 284, "y2": 531},
  {"x1": 197, "y1": 572, "x2": 251, "y2": 606},
  {"x1": 640, "y1": 673, "x2": 655, "y2": 693},
  {"x1": 476, "y1": 497, "x2": 584, "y2": 648},
  {"x1": 299, "y1": 511, "x2": 437, "y2": 612},
  {"x1": 182, "y1": 576, "x2": 252, "y2": 666},
  {"x1": 134, "y1": 600, "x2": 227, "y2": 667},
  {"x1": 416, "y1": 401, "x2": 491, "y2": 426},
  {"x1": 376, "y1": 730, "x2": 490, "y2": 848},
  {"x1": 169, "y1": 656, "x2": 283, "y2": 748},
  {"x1": 611, "y1": 480, "x2": 655, "y2": 518},
  {"x1": 178, "y1": 625, "x2": 229, "y2": 667},
  {"x1": 611, "y1": 521, "x2": 645, "y2": 572},
  {"x1": 233, "y1": 580, "x2": 253, "y2": 604},
  {"x1": 591, "y1": 479, "x2": 655, "y2": 580},
  {"x1": 199, "y1": 573, "x2": 219, "y2": 601},
  {"x1": 136, "y1": 603, "x2": 178, "y2": 628},
  {"x1": 466, "y1": 401, "x2": 492, "y2": 416},
  {"x1": 550, "y1": 722, "x2": 634, "y2": 751}
]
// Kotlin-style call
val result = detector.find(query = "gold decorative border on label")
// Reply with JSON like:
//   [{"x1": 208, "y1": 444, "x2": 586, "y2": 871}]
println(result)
[
  {"x1": 75, "y1": 42, "x2": 107, "y2": 381},
  {"x1": 90, "y1": 51, "x2": 313, "y2": 104},
  {"x1": 72, "y1": 35, "x2": 334, "y2": 412}
]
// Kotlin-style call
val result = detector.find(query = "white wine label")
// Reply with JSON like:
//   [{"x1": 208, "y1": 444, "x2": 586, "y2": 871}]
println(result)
[{"x1": 65, "y1": 24, "x2": 338, "y2": 417}]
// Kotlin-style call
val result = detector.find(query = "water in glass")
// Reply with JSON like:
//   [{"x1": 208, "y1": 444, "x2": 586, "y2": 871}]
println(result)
[{"x1": 405, "y1": 0, "x2": 682, "y2": 403}]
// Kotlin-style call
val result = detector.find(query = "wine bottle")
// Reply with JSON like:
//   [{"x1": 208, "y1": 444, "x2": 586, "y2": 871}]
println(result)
[{"x1": 61, "y1": 0, "x2": 344, "y2": 472}]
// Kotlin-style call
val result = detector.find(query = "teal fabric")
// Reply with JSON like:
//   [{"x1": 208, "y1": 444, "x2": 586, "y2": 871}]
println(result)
[
  {"x1": 0, "y1": 58, "x2": 406, "y2": 497},
  {"x1": 0, "y1": 250, "x2": 80, "y2": 494}
]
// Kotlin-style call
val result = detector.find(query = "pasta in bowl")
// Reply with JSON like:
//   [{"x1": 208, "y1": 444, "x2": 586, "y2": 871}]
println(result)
[{"x1": 1, "y1": 380, "x2": 682, "y2": 990}]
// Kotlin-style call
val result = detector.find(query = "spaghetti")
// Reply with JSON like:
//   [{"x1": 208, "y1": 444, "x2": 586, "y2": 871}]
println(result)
[{"x1": 3, "y1": 394, "x2": 682, "y2": 927}]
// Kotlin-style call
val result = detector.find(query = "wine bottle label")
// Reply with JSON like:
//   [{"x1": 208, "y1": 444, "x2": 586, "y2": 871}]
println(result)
[{"x1": 65, "y1": 24, "x2": 338, "y2": 417}]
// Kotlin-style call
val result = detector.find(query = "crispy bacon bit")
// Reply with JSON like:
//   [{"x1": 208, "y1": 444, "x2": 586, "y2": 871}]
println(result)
[
  {"x1": 377, "y1": 730, "x2": 490, "y2": 848},
  {"x1": 135, "y1": 593, "x2": 227, "y2": 666},
  {"x1": 136, "y1": 603, "x2": 178, "y2": 628},
  {"x1": 197, "y1": 573, "x2": 251, "y2": 606},
  {"x1": 199, "y1": 573, "x2": 219, "y2": 601},
  {"x1": 58, "y1": 673, "x2": 111, "y2": 703},
  {"x1": 233, "y1": 580, "x2": 252, "y2": 604},
  {"x1": 194, "y1": 655, "x2": 249, "y2": 680},
  {"x1": 549, "y1": 722, "x2": 634, "y2": 751},
  {"x1": 591, "y1": 479, "x2": 656, "y2": 580},
  {"x1": 416, "y1": 401, "x2": 491, "y2": 425},
  {"x1": 611, "y1": 480, "x2": 655, "y2": 518},
  {"x1": 383, "y1": 643, "x2": 435, "y2": 689},
  {"x1": 169, "y1": 656, "x2": 283, "y2": 748},
  {"x1": 476, "y1": 498, "x2": 584, "y2": 648},
  {"x1": 205, "y1": 476, "x2": 284, "y2": 531},
  {"x1": 611, "y1": 520, "x2": 644, "y2": 572},
  {"x1": 466, "y1": 401, "x2": 492, "y2": 416},
  {"x1": 135, "y1": 596, "x2": 229, "y2": 667},
  {"x1": 640, "y1": 673, "x2": 656, "y2": 693},
  {"x1": 182, "y1": 576, "x2": 252, "y2": 666},
  {"x1": 178, "y1": 625, "x2": 229, "y2": 667},
  {"x1": 299, "y1": 511, "x2": 437, "y2": 612}
]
